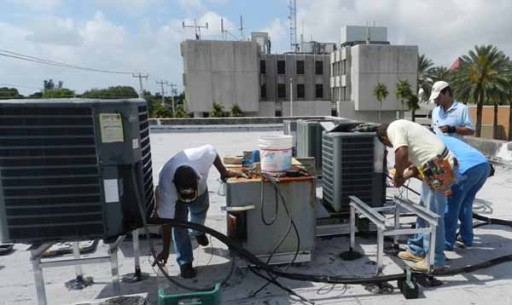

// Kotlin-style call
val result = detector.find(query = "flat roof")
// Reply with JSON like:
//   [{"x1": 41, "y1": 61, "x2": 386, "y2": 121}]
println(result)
[{"x1": 1, "y1": 128, "x2": 512, "y2": 305}]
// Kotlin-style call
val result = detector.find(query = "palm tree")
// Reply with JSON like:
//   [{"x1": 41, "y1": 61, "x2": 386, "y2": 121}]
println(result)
[
  {"x1": 396, "y1": 80, "x2": 413, "y2": 120},
  {"x1": 451, "y1": 45, "x2": 512, "y2": 137},
  {"x1": 418, "y1": 54, "x2": 434, "y2": 103},
  {"x1": 373, "y1": 82, "x2": 389, "y2": 122},
  {"x1": 429, "y1": 66, "x2": 451, "y2": 84}
]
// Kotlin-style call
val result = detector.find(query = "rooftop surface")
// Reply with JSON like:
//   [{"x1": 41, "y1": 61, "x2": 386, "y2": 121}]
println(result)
[{"x1": 1, "y1": 128, "x2": 512, "y2": 305}]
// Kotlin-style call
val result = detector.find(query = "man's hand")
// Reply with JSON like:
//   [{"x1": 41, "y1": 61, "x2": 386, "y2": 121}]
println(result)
[
  {"x1": 439, "y1": 125, "x2": 456, "y2": 133},
  {"x1": 220, "y1": 169, "x2": 238, "y2": 182},
  {"x1": 154, "y1": 250, "x2": 169, "y2": 266},
  {"x1": 393, "y1": 174, "x2": 406, "y2": 187}
]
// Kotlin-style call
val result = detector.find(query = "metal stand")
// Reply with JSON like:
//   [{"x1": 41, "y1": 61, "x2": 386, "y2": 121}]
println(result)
[
  {"x1": 30, "y1": 236, "x2": 125, "y2": 305},
  {"x1": 346, "y1": 195, "x2": 440, "y2": 275},
  {"x1": 122, "y1": 229, "x2": 149, "y2": 283}
]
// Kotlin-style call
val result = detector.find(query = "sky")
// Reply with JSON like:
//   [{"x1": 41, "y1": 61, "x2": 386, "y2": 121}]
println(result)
[{"x1": 1, "y1": 0, "x2": 512, "y2": 96}]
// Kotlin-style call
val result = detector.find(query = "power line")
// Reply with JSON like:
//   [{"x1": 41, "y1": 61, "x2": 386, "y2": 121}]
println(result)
[
  {"x1": 0, "y1": 83, "x2": 41, "y2": 90},
  {"x1": 0, "y1": 49, "x2": 133, "y2": 75}
]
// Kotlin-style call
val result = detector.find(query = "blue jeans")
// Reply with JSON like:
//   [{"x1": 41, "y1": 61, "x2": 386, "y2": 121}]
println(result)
[
  {"x1": 407, "y1": 181, "x2": 447, "y2": 266},
  {"x1": 172, "y1": 189, "x2": 210, "y2": 266},
  {"x1": 445, "y1": 163, "x2": 489, "y2": 249}
]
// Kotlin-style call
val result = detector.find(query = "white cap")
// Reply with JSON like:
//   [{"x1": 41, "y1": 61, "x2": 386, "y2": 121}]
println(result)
[{"x1": 429, "y1": 81, "x2": 450, "y2": 101}]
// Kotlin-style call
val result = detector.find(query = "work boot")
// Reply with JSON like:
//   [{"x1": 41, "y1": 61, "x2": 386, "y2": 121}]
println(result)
[
  {"x1": 195, "y1": 234, "x2": 209, "y2": 247},
  {"x1": 398, "y1": 251, "x2": 423, "y2": 262},
  {"x1": 179, "y1": 263, "x2": 196, "y2": 279},
  {"x1": 411, "y1": 259, "x2": 445, "y2": 273}
]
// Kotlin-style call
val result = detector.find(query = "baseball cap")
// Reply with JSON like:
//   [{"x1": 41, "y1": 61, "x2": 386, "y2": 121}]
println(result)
[{"x1": 429, "y1": 81, "x2": 450, "y2": 101}]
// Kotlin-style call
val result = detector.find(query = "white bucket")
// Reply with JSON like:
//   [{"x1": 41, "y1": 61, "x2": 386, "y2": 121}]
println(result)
[{"x1": 258, "y1": 135, "x2": 293, "y2": 173}]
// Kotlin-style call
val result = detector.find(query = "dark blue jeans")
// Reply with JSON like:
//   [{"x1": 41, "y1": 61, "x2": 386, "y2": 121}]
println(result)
[
  {"x1": 407, "y1": 181, "x2": 447, "y2": 266},
  {"x1": 445, "y1": 163, "x2": 489, "y2": 249},
  {"x1": 172, "y1": 189, "x2": 209, "y2": 266}
]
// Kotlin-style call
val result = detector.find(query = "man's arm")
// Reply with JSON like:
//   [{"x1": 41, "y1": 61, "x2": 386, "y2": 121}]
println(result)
[
  {"x1": 213, "y1": 155, "x2": 237, "y2": 181},
  {"x1": 156, "y1": 224, "x2": 171, "y2": 265},
  {"x1": 393, "y1": 146, "x2": 409, "y2": 187}
]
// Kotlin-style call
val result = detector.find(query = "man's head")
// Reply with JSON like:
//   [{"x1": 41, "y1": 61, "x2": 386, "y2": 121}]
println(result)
[
  {"x1": 173, "y1": 166, "x2": 199, "y2": 202},
  {"x1": 376, "y1": 123, "x2": 392, "y2": 147},
  {"x1": 429, "y1": 81, "x2": 453, "y2": 106}
]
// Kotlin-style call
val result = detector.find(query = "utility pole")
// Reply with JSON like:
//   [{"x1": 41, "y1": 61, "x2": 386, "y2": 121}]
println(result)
[
  {"x1": 182, "y1": 19, "x2": 208, "y2": 40},
  {"x1": 155, "y1": 80, "x2": 169, "y2": 106},
  {"x1": 289, "y1": 78, "x2": 293, "y2": 117},
  {"x1": 169, "y1": 83, "x2": 178, "y2": 115},
  {"x1": 132, "y1": 73, "x2": 148, "y2": 98}
]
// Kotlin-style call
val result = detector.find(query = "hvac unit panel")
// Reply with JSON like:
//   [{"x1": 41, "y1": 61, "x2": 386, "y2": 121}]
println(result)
[
  {"x1": 226, "y1": 177, "x2": 315, "y2": 258},
  {"x1": 0, "y1": 99, "x2": 154, "y2": 243},
  {"x1": 296, "y1": 120, "x2": 331, "y2": 173},
  {"x1": 322, "y1": 132, "x2": 385, "y2": 212}
]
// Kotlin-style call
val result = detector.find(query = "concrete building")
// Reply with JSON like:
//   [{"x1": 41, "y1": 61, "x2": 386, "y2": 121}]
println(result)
[
  {"x1": 181, "y1": 26, "x2": 418, "y2": 121},
  {"x1": 181, "y1": 39, "x2": 260, "y2": 117},
  {"x1": 331, "y1": 26, "x2": 418, "y2": 123},
  {"x1": 181, "y1": 33, "x2": 333, "y2": 117}
]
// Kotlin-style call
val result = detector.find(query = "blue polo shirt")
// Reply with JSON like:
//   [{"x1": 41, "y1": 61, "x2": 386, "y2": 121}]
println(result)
[
  {"x1": 439, "y1": 135, "x2": 487, "y2": 174},
  {"x1": 431, "y1": 100, "x2": 474, "y2": 140}
]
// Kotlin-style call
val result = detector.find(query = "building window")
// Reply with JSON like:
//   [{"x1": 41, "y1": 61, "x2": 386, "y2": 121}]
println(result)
[
  {"x1": 297, "y1": 84, "x2": 305, "y2": 98},
  {"x1": 260, "y1": 60, "x2": 266, "y2": 74},
  {"x1": 277, "y1": 60, "x2": 285, "y2": 74},
  {"x1": 315, "y1": 61, "x2": 323, "y2": 75},
  {"x1": 275, "y1": 110, "x2": 282, "y2": 117},
  {"x1": 296, "y1": 60, "x2": 304, "y2": 74},
  {"x1": 260, "y1": 84, "x2": 266, "y2": 99},
  {"x1": 315, "y1": 84, "x2": 323, "y2": 98},
  {"x1": 278, "y1": 84, "x2": 286, "y2": 98}
]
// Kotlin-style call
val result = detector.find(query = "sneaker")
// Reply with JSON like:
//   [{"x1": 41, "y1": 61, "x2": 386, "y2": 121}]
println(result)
[
  {"x1": 456, "y1": 236, "x2": 471, "y2": 248},
  {"x1": 195, "y1": 234, "x2": 209, "y2": 247},
  {"x1": 398, "y1": 251, "x2": 423, "y2": 262},
  {"x1": 179, "y1": 263, "x2": 196, "y2": 279},
  {"x1": 411, "y1": 259, "x2": 445, "y2": 273}
]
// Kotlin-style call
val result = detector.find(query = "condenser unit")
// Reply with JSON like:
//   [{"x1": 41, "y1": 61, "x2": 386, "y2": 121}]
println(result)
[
  {"x1": 296, "y1": 119, "x2": 358, "y2": 175},
  {"x1": 0, "y1": 99, "x2": 154, "y2": 243},
  {"x1": 322, "y1": 130, "x2": 386, "y2": 212},
  {"x1": 283, "y1": 120, "x2": 297, "y2": 156}
]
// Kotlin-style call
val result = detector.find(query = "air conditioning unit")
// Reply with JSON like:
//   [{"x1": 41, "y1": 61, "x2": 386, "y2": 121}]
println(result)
[
  {"x1": 0, "y1": 99, "x2": 154, "y2": 243},
  {"x1": 322, "y1": 130, "x2": 386, "y2": 212},
  {"x1": 296, "y1": 119, "x2": 357, "y2": 175},
  {"x1": 283, "y1": 120, "x2": 297, "y2": 156}
]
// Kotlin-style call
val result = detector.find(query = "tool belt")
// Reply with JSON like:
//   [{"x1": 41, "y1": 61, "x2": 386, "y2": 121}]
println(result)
[{"x1": 419, "y1": 148, "x2": 455, "y2": 191}]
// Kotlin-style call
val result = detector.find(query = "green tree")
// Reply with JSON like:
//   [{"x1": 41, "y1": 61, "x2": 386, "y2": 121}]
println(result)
[
  {"x1": 230, "y1": 104, "x2": 244, "y2": 117},
  {"x1": 373, "y1": 82, "x2": 388, "y2": 122},
  {"x1": 418, "y1": 54, "x2": 434, "y2": 103},
  {"x1": 0, "y1": 87, "x2": 23, "y2": 99},
  {"x1": 429, "y1": 66, "x2": 451, "y2": 83},
  {"x1": 451, "y1": 45, "x2": 512, "y2": 137},
  {"x1": 174, "y1": 103, "x2": 190, "y2": 118},
  {"x1": 81, "y1": 86, "x2": 138, "y2": 99},
  {"x1": 43, "y1": 88, "x2": 74, "y2": 98},
  {"x1": 210, "y1": 102, "x2": 227, "y2": 117},
  {"x1": 396, "y1": 80, "x2": 413, "y2": 120}
]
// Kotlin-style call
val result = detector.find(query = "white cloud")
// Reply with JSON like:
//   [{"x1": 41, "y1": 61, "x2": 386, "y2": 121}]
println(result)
[
  {"x1": 25, "y1": 17, "x2": 82, "y2": 46},
  {"x1": 291, "y1": 0, "x2": 512, "y2": 67},
  {"x1": 260, "y1": 18, "x2": 288, "y2": 52},
  {"x1": 93, "y1": 0, "x2": 162, "y2": 14}
]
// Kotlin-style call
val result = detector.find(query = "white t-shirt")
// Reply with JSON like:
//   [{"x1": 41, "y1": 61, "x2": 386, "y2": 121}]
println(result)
[
  {"x1": 387, "y1": 120, "x2": 449, "y2": 167},
  {"x1": 156, "y1": 144, "x2": 218, "y2": 219}
]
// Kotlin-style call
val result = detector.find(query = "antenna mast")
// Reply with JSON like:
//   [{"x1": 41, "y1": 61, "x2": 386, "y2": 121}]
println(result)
[
  {"x1": 182, "y1": 19, "x2": 209, "y2": 40},
  {"x1": 289, "y1": 0, "x2": 298, "y2": 52}
]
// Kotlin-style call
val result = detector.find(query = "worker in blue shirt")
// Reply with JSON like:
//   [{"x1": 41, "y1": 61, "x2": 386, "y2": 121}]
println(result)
[
  {"x1": 439, "y1": 135, "x2": 490, "y2": 250},
  {"x1": 430, "y1": 81, "x2": 474, "y2": 140}
]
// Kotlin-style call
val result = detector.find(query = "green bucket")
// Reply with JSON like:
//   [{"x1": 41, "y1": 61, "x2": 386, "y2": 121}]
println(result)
[{"x1": 158, "y1": 283, "x2": 221, "y2": 305}]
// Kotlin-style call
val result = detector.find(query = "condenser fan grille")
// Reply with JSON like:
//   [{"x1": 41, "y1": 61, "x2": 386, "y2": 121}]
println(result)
[{"x1": 0, "y1": 106, "x2": 103, "y2": 241}]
